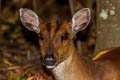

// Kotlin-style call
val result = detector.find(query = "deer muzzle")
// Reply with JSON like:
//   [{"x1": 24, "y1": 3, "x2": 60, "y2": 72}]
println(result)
[{"x1": 43, "y1": 40, "x2": 56, "y2": 69}]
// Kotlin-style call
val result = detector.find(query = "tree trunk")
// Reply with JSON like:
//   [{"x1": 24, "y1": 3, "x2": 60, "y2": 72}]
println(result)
[{"x1": 95, "y1": 0, "x2": 120, "y2": 53}]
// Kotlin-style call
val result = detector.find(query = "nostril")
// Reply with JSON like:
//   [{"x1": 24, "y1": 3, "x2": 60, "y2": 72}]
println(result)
[
  {"x1": 43, "y1": 55, "x2": 56, "y2": 66},
  {"x1": 45, "y1": 57, "x2": 55, "y2": 62}
]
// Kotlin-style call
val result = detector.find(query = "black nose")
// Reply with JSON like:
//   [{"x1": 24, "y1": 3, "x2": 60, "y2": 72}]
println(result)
[{"x1": 43, "y1": 55, "x2": 56, "y2": 66}]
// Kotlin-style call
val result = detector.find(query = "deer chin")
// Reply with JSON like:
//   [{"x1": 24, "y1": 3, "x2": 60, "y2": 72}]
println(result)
[{"x1": 46, "y1": 65, "x2": 55, "y2": 69}]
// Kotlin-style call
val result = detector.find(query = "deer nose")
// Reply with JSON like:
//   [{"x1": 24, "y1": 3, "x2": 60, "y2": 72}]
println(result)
[{"x1": 43, "y1": 55, "x2": 56, "y2": 67}]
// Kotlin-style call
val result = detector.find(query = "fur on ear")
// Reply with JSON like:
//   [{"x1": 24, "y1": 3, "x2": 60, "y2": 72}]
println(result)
[
  {"x1": 71, "y1": 8, "x2": 91, "y2": 34},
  {"x1": 19, "y1": 8, "x2": 40, "y2": 33}
]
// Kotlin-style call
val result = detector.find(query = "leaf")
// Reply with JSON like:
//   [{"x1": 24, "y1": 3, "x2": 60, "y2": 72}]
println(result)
[
  {"x1": 27, "y1": 77, "x2": 34, "y2": 80},
  {"x1": 2, "y1": 59, "x2": 13, "y2": 66}
]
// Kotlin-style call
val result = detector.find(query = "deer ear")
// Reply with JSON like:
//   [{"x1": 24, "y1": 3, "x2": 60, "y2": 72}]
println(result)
[
  {"x1": 19, "y1": 8, "x2": 40, "y2": 33},
  {"x1": 71, "y1": 8, "x2": 91, "y2": 34}
]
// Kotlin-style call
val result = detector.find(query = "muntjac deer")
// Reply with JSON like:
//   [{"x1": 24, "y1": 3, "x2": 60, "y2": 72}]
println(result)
[{"x1": 19, "y1": 8, "x2": 120, "y2": 80}]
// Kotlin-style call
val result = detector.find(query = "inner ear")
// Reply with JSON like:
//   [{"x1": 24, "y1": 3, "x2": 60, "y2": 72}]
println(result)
[
  {"x1": 19, "y1": 8, "x2": 40, "y2": 34},
  {"x1": 71, "y1": 8, "x2": 91, "y2": 34}
]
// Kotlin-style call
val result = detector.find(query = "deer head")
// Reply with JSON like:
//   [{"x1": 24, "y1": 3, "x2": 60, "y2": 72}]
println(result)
[{"x1": 19, "y1": 8, "x2": 91, "y2": 69}]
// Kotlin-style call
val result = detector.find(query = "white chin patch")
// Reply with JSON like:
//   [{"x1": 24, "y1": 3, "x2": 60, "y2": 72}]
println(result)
[{"x1": 46, "y1": 65, "x2": 55, "y2": 69}]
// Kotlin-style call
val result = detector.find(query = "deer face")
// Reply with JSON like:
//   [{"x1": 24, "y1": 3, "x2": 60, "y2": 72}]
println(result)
[
  {"x1": 19, "y1": 8, "x2": 91, "y2": 69},
  {"x1": 39, "y1": 21, "x2": 74, "y2": 68}
]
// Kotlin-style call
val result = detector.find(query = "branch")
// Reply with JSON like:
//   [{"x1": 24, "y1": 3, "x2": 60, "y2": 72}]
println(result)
[
  {"x1": 33, "y1": 0, "x2": 37, "y2": 12},
  {"x1": 0, "y1": 0, "x2": 1, "y2": 16},
  {"x1": 69, "y1": 0, "x2": 74, "y2": 15},
  {"x1": 69, "y1": 0, "x2": 83, "y2": 16}
]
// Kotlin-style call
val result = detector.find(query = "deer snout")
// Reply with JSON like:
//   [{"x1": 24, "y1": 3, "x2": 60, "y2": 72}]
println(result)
[{"x1": 43, "y1": 55, "x2": 56, "y2": 69}]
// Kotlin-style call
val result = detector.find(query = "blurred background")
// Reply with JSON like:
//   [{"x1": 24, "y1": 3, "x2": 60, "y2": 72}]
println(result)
[{"x1": 0, "y1": 0, "x2": 97, "y2": 80}]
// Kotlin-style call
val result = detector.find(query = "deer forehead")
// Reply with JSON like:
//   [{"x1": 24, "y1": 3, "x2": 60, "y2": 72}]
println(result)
[{"x1": 39, "y1": 20, "x2": 72, "y2": 38}]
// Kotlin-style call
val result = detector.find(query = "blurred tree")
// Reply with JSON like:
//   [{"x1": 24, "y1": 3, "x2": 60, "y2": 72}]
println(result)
[{"x1": 95, "y1": 0, "x2": 120, "y2": 53}]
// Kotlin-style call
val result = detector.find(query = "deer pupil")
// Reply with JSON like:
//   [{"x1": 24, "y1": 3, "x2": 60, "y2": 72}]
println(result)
[
  {"x1": 39, "y1": 33, "x2": 44, "y2": 41},
  {"x1": 61, "y1": 32, "x2": 68, "y2": 40}
]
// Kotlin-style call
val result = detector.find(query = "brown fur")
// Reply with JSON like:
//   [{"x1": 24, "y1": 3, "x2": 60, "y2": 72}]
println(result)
[
  {"x1": 39, "y1": 21, "x2": 74, "y2": 65},
  {"x1": 19, "y1": 8, "x2": 120, "y2": 80},
  {"x1": 39, "y1": 21, "x2": 120, "y2": 80}
]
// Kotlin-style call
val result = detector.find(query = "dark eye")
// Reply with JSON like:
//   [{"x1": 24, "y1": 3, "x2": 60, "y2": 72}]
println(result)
[
  {"x1": 39, "y1": 33, "x2": 44, "y2": 41},
  {"x1": 61, "y1": 32, "x2": 69, "y2": 40}
]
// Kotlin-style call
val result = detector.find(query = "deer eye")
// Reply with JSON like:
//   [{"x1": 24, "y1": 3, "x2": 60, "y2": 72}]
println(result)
[
  {"x1": 39, "y1": 33, "x2": 44, "y2": 41},
  {"x1": 61, "y1": 32, "x2": 69, "y2": 40}
]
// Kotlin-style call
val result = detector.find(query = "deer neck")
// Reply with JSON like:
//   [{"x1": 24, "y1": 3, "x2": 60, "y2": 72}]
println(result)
[{"x1": 52, "y1": 46, "x2": 102, "y2": 80}]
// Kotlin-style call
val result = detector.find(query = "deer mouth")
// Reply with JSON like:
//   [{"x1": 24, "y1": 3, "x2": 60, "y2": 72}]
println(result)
[
  {"x1": 46, "y1": 65, "x2": 55, "y2": 69},
  {"x1": 44, "y1": 62, "x2": 56, "y2": 69},
  {"x1": 43, "y1": 55, "x2": 56, "y2": 69}
]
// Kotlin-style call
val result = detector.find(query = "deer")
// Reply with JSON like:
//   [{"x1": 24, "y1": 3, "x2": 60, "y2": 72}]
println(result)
[{"x1": 19, "y1": 8, "x2": 120, "y2": 80}]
